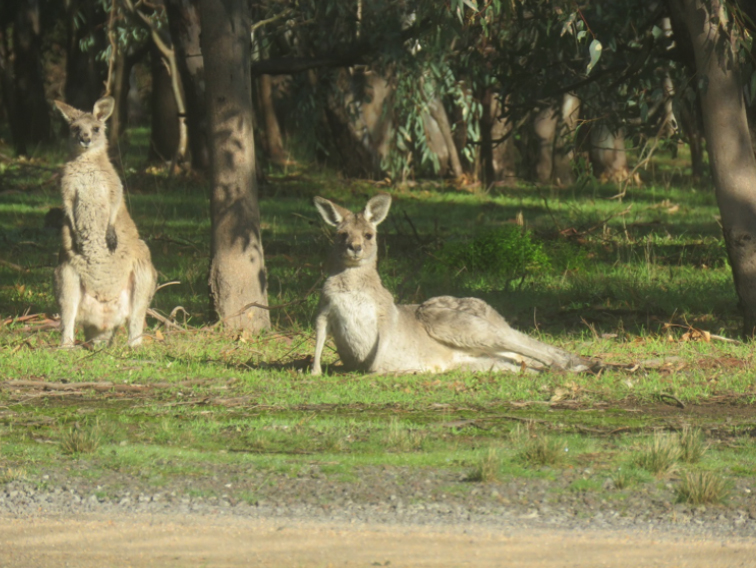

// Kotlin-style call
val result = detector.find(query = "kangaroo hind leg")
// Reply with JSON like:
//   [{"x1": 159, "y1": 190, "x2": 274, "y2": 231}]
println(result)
[
  {"x1": 127, "y1": 257, "x2": 157, "y2": 347},
  {"x1": 54, "y1": 262, "x2": 82, "y2": 347}
]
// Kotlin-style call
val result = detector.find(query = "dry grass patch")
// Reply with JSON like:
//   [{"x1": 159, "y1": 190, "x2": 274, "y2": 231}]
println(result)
[
  {"x1": 678, "y1": 425, "x2": 708, "y2": 464},
  {"x1": 60, "y1": 422, "x2": 101, "y2": 455},
  {"x1": 384, "y1": 418, "x2": 426, "y2": 452},
  {"x1": 675, "y1": 471, "x2": 730, "y2": 505},
  {"x1": 518, "y1": 433, "x2": 567, "y2": 468},
  {"x1": 634, "y1": 432, "x2": 680, "y2": 477},
  {"x1": 466, "y1": 447, "x2": 502, "y2": 482}
]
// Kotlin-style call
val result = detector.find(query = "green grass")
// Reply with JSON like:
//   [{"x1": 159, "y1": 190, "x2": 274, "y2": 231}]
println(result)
[{"x1": 0, "y1": 143, "x2": 755, "y2": 507}]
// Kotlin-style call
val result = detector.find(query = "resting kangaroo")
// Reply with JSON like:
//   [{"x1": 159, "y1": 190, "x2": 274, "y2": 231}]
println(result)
[
  {"x1": 53, "y1": 96, "x2": 157, "y2": 347},
  {"x1": 312, "y1": 194, "x2": 590, "y2": 375}
]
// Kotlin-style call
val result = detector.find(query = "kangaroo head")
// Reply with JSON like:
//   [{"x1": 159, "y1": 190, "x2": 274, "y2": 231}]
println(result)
[
  {"x1": 314, "y1": 194, "x2": 392, "y2": 267},
  {"x1": 54, "y1": 96, "x2": 115, "y2": 154}
]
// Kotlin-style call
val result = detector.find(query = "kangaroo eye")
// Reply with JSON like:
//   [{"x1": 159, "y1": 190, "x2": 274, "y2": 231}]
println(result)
[
  {"x1": 365, "y1": 233, "x2": 374, "y2": 241},
  {"x1": 92, "y1": 127, "x2": 100, "y2": 133}
]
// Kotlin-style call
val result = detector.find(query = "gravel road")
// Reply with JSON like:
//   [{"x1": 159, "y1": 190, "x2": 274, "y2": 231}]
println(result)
[{"x1": 2, "y1": 464, "x2": 755, "y2": 567}]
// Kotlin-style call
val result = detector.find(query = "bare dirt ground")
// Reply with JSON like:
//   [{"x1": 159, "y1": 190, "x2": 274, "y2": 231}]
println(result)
[{"x1": 2, "y1": 512, "x2": 756, "y2": 568}]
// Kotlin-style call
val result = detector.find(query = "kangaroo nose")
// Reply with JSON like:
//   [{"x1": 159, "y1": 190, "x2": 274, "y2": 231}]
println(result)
[{"x1": 349, "y1": 243, "x2": 362, "y2": 253}]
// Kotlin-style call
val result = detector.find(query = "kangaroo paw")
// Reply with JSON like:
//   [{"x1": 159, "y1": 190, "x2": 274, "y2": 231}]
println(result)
[{"x1": 106, "y1": 225, "x2": 118, "y2": 252}]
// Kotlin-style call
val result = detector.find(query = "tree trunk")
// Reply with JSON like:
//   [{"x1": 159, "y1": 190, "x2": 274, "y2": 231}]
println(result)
[
  {"x1": 165, "y1": 0, "x2": 209, "y2": 170},
  {"x1": 12, "y1": 0, "x2": 50, "y2": 152},
  {"x1": 671, "y1": 0, "x2": 756, "y2": 335},
  {"x1": 258, "y1": 73, "x2": 287, "y2": 165},
  {"x1": 0, "y1": 26, "x2": 24, "y2": 155},
  {"x1": 533, "y1": 106, "x2": 558, "y2": 183},
  {"x1": 200, "y1": 0, "x2": 270, "y2": 333},
  {"x1": 552, "y1": 94, "x2": 580, "y2": 185},
  {"x1": 108, "y1": 46, "x2": 129, "y2": 148},
  {"x1": 481, "y1": 89, "x2": 516, "y2": 186},
  {"x1": 149, "y1": 46, "x2": 180, "y2": 162},
  {"x1": 428, "y1": 98, "x2": 464, "y2": 179},
  {"x1": 64, "y1": 0, "x2": 107, "y2": 111}
]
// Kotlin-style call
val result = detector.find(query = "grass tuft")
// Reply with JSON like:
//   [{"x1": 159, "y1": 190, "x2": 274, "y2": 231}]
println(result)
[
  {"x1": 634, "y1": 432, "x2": 681, "y2": 477},
  {"x1": 675, "y1": 471, "x2": 730, "y2": 505},
  {"x1": 0, "y1": 467, "x2": 27, "y2": 484},
  {"x1": 466, "y1": 447, "x2": 502, "y2": 482},
  {"x1": 384, "y1": 418, "x2": 425, "y2": 452},
  {"x1": 517, "y1": 433, "x2": 567, "y2": 468},
  {"x1": 60, "y1": 422, "x2": 101, "y2": 455},
  {"x1": 678, "y1": 425, "x2": 708, "y2": 464}
]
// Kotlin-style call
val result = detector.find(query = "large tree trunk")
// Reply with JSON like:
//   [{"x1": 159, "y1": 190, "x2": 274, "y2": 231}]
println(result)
[
  {"x1": 672, "y1": 0, "x2": 756, "y2": 335},
  {"x1": 200, "y1": 0, "x2": 270, "y2": 333},
  {"x1": 165, "y1": 0, "x2": 210, "y2": 170}
]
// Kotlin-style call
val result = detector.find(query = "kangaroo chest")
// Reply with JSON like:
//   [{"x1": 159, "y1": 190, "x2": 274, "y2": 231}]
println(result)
[
  {"x1": 322, "y1": 274, "x2": 391, "y2": 366},
  {"x1": 65, "y1": 160, "x2": 113, "y2": 238}
]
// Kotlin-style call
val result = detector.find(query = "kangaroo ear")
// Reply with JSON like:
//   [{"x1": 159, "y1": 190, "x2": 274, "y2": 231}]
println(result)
[
  {"x1": 54, "y1": 100, "x2": 82, "y2": 124},
  {"x1": 363, "y1": 193, "x2": 392, "y2": 226},
  {"x1": 93, "y1": 96, "x2": 115, "y2": 122},
  {"x1": 314, "y1": 196, "x2": 351, "y2": 227}
]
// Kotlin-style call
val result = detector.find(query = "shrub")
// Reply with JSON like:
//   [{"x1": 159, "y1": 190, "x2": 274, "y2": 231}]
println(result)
[{"x1": 431, "y1": 226, "x2": 550, "y2": 291}]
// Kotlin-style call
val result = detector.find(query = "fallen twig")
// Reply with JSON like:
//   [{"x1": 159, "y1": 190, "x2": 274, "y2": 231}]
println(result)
[{"x1": 658, "y1": 392, "x2": 685, "y2": 409}]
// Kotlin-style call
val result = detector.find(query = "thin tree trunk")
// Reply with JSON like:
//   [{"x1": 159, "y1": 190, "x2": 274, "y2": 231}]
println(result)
[
  {"x1": 200, "y1": 0, "x2": 270, "y2": 333},
  {"x1": 672, "y1": 0, "x2": 756, "y2": 335},
  {"x1": 258, "y1": 73, "x2": 287, "y2": 165},
  {"x1": 165, "y1": 0, "x2": 210, "y2": 170},
  {"x1": 0, "y1": 26, "x2": 24, "y2": 155},
  {"x1": 149, "y1": 47, "x2": 180, "y2": 162},
  {"x1": 64, "y1": 0, "x2": 107, "y2": 111},
  {"x1": 13, "y1": 0, "x2": 50, "y2": 150},
  {"x1": 428, "y1": 98, "x2": 463, "y2": 179}
]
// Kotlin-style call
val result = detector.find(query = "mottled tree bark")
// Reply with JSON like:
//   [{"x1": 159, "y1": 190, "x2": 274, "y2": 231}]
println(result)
[
  {"x1": 200, "y1": 0, "x2": 270, "y2": 333},
  {"x1": 671, "y1": 0, "x2": 756, "y2": 336}
]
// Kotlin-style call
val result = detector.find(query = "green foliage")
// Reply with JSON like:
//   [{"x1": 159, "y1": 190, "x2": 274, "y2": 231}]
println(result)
[{"x1": 430, "y1": 226, "x2": 550, "y2": 291}]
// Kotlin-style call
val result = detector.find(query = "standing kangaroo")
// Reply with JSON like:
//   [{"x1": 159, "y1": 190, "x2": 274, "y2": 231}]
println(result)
[
  {"x1": 312, "y1": 194, "x2": 591, "y2": 375},
  {"x1": 53, "y1": 96, "x2": 157, "y2": 347}
]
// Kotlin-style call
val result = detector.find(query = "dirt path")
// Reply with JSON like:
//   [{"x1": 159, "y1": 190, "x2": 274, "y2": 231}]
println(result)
[{"x1": 2, "y1": 513, "x2": 755, "y2": 568}]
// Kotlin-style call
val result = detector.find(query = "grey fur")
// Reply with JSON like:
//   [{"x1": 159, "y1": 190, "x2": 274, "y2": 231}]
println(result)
[
  {"x1": 312, "y1": 194, "x2": 591, "y2": 375},
  {"x1": 53, "y1": 96, "x2": 157, "y2": 347}
]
